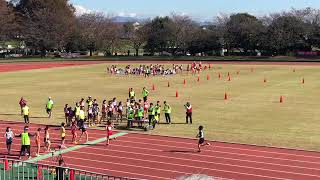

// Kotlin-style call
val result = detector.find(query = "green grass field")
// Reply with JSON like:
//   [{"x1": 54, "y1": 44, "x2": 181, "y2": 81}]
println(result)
[{"x1": 1, "y1": 63, "x2": 320, "y2": 151}]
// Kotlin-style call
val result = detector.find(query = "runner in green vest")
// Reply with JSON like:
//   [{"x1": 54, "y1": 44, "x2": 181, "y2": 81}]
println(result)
[
  {"x1": 22, "y1": 105, "x2": 30, "y2": 124},
  {"x1": 137, "y1": 104, "x2": 144, "y2": 127},
  {"x1": 142, "y1": 87, "x2": 149, "y2": 102},
  {"x1": 46, "y1": 97, "x2": 54, "y2": 118},
  {"x1": 163, "y1": 101, "x2": 172, "y2": 124},
  {"x1": 127, "y1": 107, "x2": 135, "y2": 128},
  {"x1": 16, "y1": 126, "x2": 34, "y2": 159}
]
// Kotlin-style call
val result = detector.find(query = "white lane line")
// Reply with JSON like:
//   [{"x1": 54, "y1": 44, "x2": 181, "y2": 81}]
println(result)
[
  {"x1": 74, "y1": 144, "x2": 320, "y2": 172},
  {"x1": 62, "y1": 146, "x2": 320, "y2": 178},
  {"x1": 1, "y1": 124, "x2": 320, "y2": 169},
  {"x1": 40, "y1": 160, "x2": 171, "y2": 180},
  {"x1": 0, "y1": 122, "x2": 108, "y2": 138},
  {"x1": 4, "y1": 121, "x2": 320, "y2": 161},
  {"x1": 42, "y1": 153, "x2": 289, "y2": 180},
  {"x1": 112, "y1": 139, "x2": 320, "y2": 166},
  {"x1": 123, "y1": 135, "x2": 320, "y2": 159}
]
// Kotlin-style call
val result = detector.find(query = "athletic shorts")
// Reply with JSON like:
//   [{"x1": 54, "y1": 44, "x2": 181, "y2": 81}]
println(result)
[
  {"x1": 81, "y1": 127, "x2": 87, "y2": 132},
  {"x1": 46, "y1": 108, "x2": 52, "y2": 113},
  {"x1": 61, "y1": 136, "x2": 65, "y2": 141},
  {"x1": 6, "y1": 138, "x2": 13, "y2": 145},
  {"x1": 198, "y1": 138, "x2": 205, "y2": 144}
]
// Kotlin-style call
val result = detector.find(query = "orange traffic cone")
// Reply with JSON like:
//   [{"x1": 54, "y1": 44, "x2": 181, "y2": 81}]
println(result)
[
  {"x1": 167, "y1": 81, "x2": 170, "y2": 87},
  {"x1": 183, "y1": 79, "x2": 186, "y2": 86},
  {"x1": 207, "y1": 74, "x2": 210, "y2": 80},
  {"x1": 218, "y1": 73, "x2": 221, "y2": 79},
  {"x1": 228, "y1": 76, "x2": 231, "y2": 81},
  {"x1": 280, "y1": 96, "x2": 284, "y2": 103},
  {"x1": 224, "y1": 92, "x2": 228, "y2": 100},
  {"x1": 4, "y1": 156, "x2": 9, "y2": 171},
  {"x1": 197, "y1": 76, "x2": 200, "y2": 82},
  {"x1": 227, "y1": 72, "x2": 230, "y2": 76},
  {"x1": 302, "y1": 78, "x2": 305, "y2": 84},
  {"x1": 152, "y1": 84, "x2": 156, "y2": 91},
  {"x1": 264, "y1": 78, "x2": 267, "y2": 83},
  {"x1": 176, "y1": 90, "x2": 179, "y2": 98}
]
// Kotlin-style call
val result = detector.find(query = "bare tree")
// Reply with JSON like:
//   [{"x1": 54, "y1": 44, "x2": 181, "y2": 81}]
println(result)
[
  {"x1": 170, "y1": 14, "x2": 197, "y2": 55},
  {"x1": 77, "y1": 13, "x2": 105, "y2": 56}
]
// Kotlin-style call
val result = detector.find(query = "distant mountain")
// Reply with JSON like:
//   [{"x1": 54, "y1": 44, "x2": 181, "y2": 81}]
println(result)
[{"x1": 112, "y1": 16, "x2": 138, "y2": 23}]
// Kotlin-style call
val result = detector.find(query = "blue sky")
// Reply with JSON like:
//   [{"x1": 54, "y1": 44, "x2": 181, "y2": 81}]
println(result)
[{"x1": 71, "y1": 0, "x2": 320, "y2": 20}]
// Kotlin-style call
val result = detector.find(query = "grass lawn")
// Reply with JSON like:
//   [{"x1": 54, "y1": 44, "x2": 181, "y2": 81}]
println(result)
[{"x1": 0, "y1": 63, "x2": 320, "y2": 151}]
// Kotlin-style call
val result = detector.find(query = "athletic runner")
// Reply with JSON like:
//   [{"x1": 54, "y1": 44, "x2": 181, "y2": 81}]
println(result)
[
  {"x1": 16, "y1": 126, "x2": 34, "y2": 159},
  {"x1": 22, "y1": 105, "x2": 30, "y2": 124},
  {"x1": 35, "y1": 128, "x2": 41, "y2": 156},
  {"x1": 163, "y1": 101, "x2": 172, "y2": 124},
  {"x1": 46, "y1": 97, "x2": 54, "y2": 118},
  {"x1": 196, "y1": 125, "x2": 210, "y2": 152},
  {"x1": 142, "y1": 87, "x2": 149, "y2": 102},
  {"x1": 4, "y1": 127, "x2": 14, "y2": 155}
]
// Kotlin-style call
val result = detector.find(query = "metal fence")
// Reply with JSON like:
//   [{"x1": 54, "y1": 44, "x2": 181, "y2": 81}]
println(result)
[{"x1": 0, "y1": 158, "x2": 134, "y2": 180}]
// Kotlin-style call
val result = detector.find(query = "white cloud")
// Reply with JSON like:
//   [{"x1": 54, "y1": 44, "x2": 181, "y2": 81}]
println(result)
[{"x1": 73, "y1": 5, "x2": 92, "y2": 16}]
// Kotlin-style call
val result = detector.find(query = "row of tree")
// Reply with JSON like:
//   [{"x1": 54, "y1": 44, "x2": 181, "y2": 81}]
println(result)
[{"x1": 1, "y1": 0, "x2": 320, "y2": 56}]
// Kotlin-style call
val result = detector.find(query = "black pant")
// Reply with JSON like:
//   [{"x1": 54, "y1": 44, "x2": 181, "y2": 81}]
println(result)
[
  {"x1": 20, "y1": 145, "x2": 30, "y2": 156},
  {"x1": 165, "y1": 113, "x2": 171, "y2": 124},
  {"x1": 148, "y1": 115, "x2": 154, "y2": 125},
  {"x1": 186, "y1": 112, "x2": 192, "y2": 124},
  {"x1": 127, "y1": 119, "x2": 133, "y2": 128},
  {"x1": 24, "y1": 115, "x2": 29, "y2": 124},
  {"x1": 143, "y1": 96, "x2": 148, "y2": 102},
  {"x1": 55, "y1": 167, "x2": 65, "y2": 180}
]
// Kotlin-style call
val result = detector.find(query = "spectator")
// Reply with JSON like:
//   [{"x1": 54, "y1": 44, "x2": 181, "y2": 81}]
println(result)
[
  {"x1": 163, "y1": 101, "x2": 172, "y2": 124},
  {"x1": 185, "y1": 102, "x2": 192, "y2": 124}
]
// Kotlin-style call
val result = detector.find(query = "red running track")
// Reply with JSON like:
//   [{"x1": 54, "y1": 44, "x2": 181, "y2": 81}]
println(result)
[
  {"x1": 0, "y1": 61, "x2": 104, "y2": 73},
  {"x1": 0, "y1": 60, "x2": 320, "y2": 74},
  {"x1": 0, "y1": 121, "x2": 320, "y2": 180}
]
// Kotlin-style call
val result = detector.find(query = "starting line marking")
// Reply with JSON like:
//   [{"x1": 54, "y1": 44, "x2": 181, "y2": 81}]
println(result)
[{"x1": 25, "y1": 132, "x2": 128, "y2": 163}]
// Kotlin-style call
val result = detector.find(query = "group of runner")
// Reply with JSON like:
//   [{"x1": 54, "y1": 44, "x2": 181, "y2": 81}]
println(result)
[
  {"x1": 107, "y1": 64, "x2": 184, "y2": 76},
  {"x1": 8, "y1": 67, "x2": 211, "y2": 159}
]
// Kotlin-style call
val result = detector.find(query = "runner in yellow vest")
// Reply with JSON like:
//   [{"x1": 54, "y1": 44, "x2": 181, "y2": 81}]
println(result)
[
  {"x1": 142, "y1": 87, "x2": 149, "y2": 102},
  {"x1": 129, "y1": 88, "x2": 135, "y2": 100},
  {"x1": 46, "y1": 97, "x2": 54, "y2": 118},
  {"x1": 22, "y1": 105, "x2": 30, "y2": 124},
  {"x1": 155, "y1": 101, "x2": 161, "y2": 123},
  {"x1": 74, "y1": 103, "x2": 80, "y2": 121},
  {"x1": 16, "y1": 126, "x2": 34, "y2": 159},
  {"x1": 163, "y1": 101, "x2": 172, "y2": 124},
  {"x1": 127, "y1": 106, "x2": 135, "y2": 128}
]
